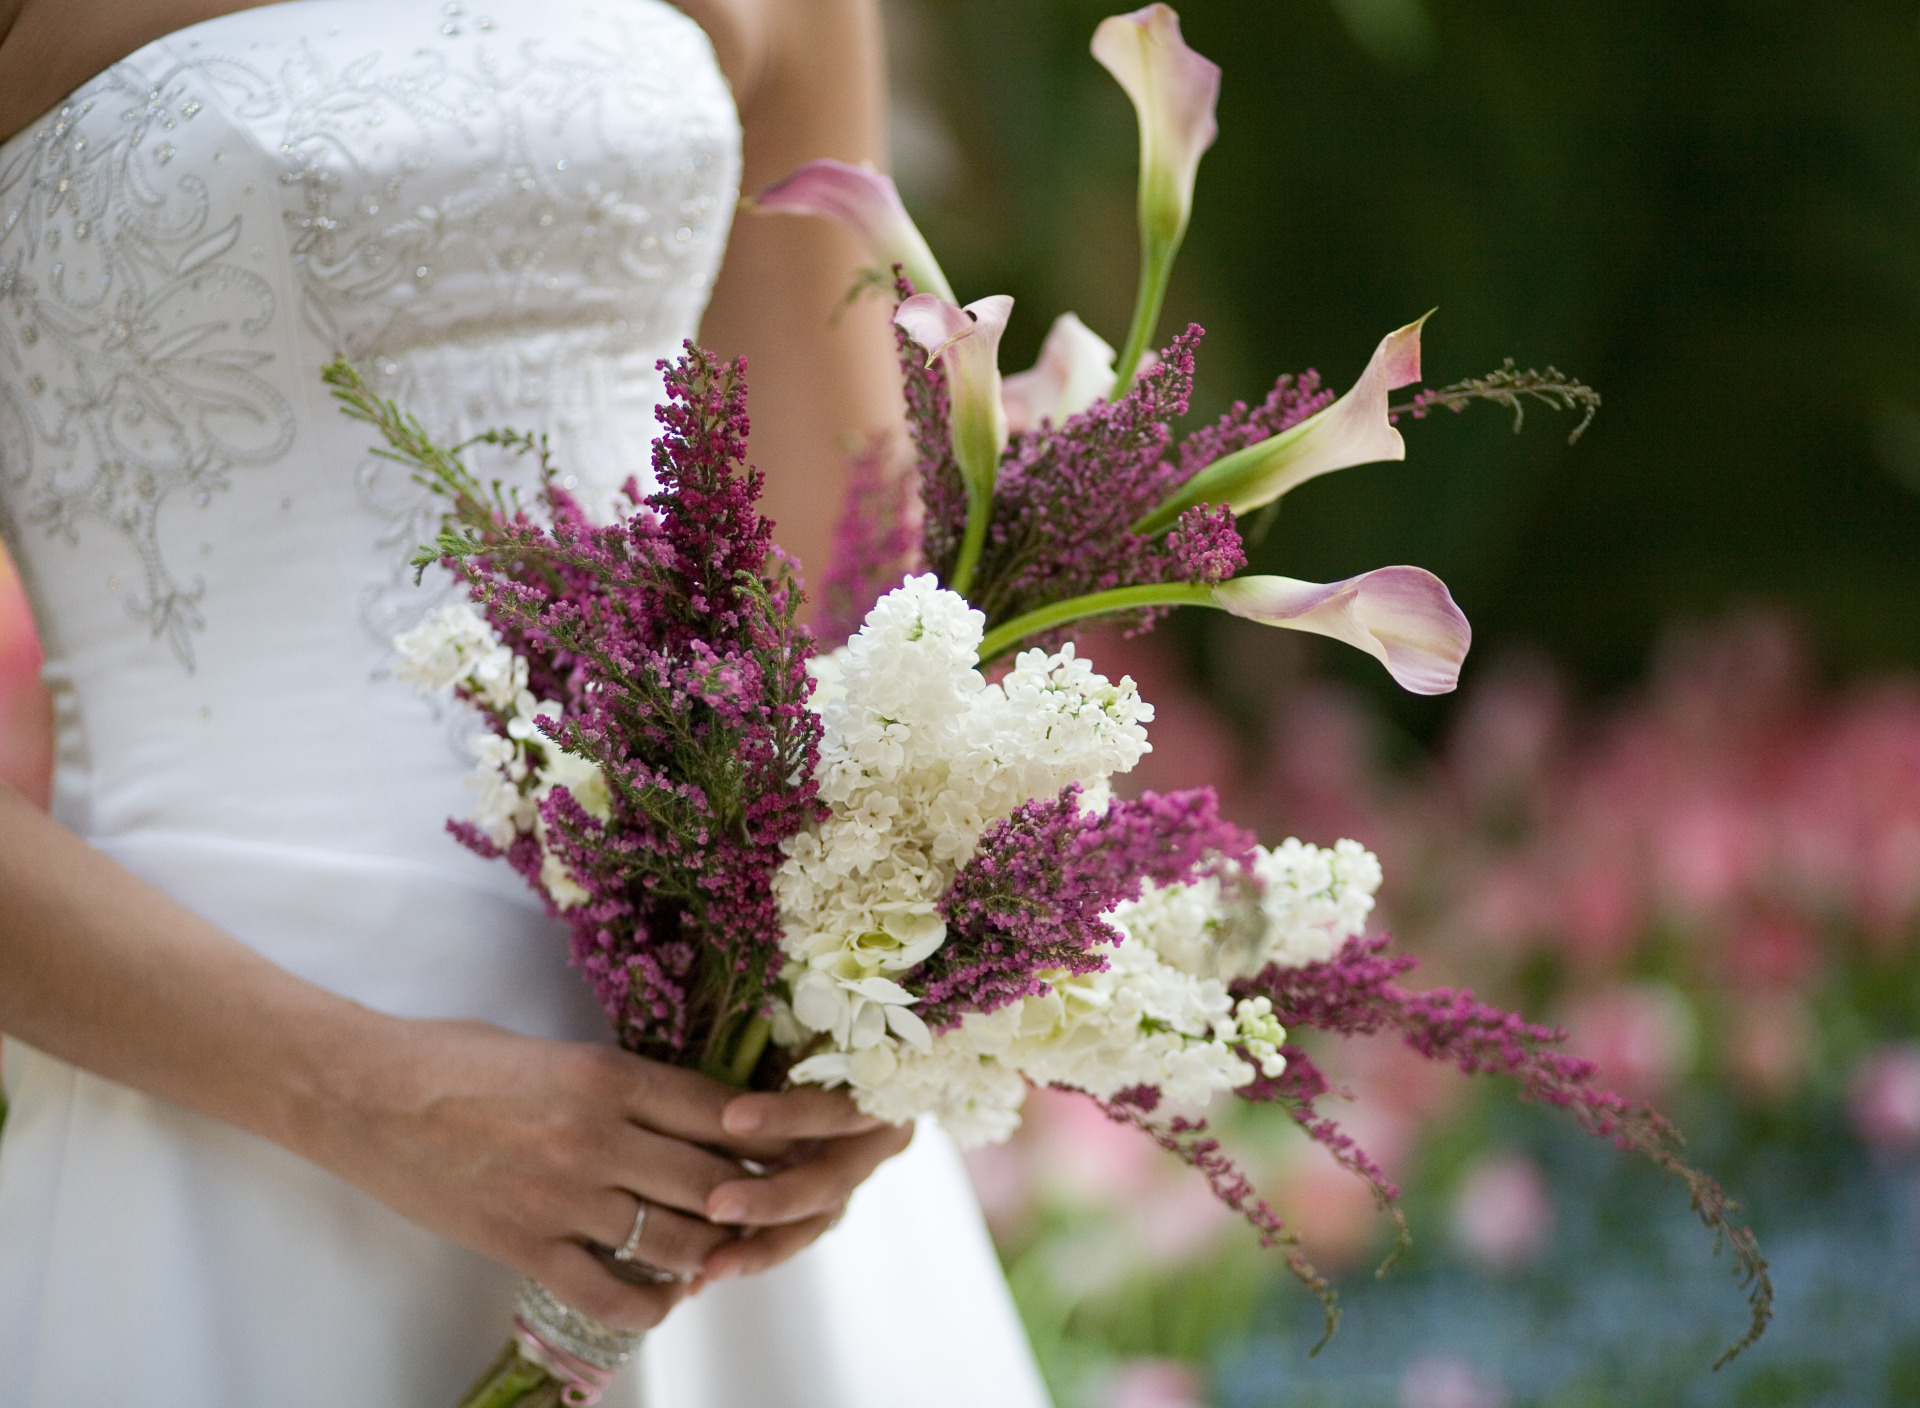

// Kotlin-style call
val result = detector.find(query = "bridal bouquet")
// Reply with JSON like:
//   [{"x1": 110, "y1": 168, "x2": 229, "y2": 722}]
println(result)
[{"x1": 329, "y1": 7, "x2": 1768, "y2": 1405}]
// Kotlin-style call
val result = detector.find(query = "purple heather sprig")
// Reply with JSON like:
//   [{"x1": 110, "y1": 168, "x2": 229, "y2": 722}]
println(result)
[
  {"x1": 1237, "y1": 935, "x2": 1775, "y2": 1368},
  {"x1": 918, "y1": 786, "x2": 1254, "y2": 1029},
  {"x1": 1099, "y1": 1098, "x2": 1337, "y2": 1347},
  {"x1": 915, "y1": 324, "x2": 1253, "y2": 637},
  {"x1": 324, "y1": 349, "x2": 825, "y2": 1078}
]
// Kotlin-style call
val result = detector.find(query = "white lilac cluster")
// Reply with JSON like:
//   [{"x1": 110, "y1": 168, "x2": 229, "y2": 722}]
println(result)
[
  {"x1": 770, "y1": 577, "x2": 1311, "y2": 1146},
  {"x1": 1112, "y1": 837, "x2": 1383, "y2": 982},
  {"x1": 798, "y1": 945, "x2": 1292, "y2": 1147},
  {"x1": 393, "y1": 603, "x2": 611, "y2": 907}
]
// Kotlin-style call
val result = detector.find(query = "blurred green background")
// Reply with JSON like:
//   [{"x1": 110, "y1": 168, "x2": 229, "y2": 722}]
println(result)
[{"x1": 882, "y1": 2, "x2": 1920, "y2": 1405}]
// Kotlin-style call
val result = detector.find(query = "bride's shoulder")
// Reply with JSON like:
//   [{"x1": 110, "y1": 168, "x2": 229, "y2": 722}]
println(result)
[
  {"x1": 670, "y1": 0, "x2": 880, "y2": 114},
  {"x1": 0, "y1": 0, "x2": 308, "y2": 146},
  {"x1": 669, "y1": 0, "x2": 768, "y2": 101}
]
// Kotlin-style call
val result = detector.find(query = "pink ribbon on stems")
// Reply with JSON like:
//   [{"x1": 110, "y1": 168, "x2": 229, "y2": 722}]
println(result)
[{"x1": 512, "y1": 1315, "x2": 618, "y2": 1406}]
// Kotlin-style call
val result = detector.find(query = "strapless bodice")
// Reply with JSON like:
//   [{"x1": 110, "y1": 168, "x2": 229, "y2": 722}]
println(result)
[{"x1": 0, "y1": 0, "x2": 740, "y2": 886}]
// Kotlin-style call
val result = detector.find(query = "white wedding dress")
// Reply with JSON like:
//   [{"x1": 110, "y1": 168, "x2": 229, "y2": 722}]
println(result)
[{"x1": 0, "y1": 3, "x2": 1051, "y2": 1404}]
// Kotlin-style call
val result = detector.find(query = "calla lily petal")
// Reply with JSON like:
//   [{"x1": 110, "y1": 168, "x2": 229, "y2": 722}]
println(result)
[
  {"x1": 1095, "y1": 5, "x2": 1222, "y2": 390},
  {"x1": 1002, "y1": 312, "x2": 1118, "y2": 433},
  {"x1": 893, "y1": 293, "x2": 976, "y2": 365},
  {"x1": 893, "y1": 293, "x2": 1014, "y2": 488},
  {"x1": 751, "y1": 159, "x2": 956, "y2": 303},
  {"x1": 893, "y1": 293, "x2": 1015, "y2": 595},
  {"x1": 1093, "y1": 5, "x2": 1221, "y2": 248},
  {"x1": 1212, "y1": 566, "x2": 1470, "y2": 695},
  {"x1": 1135, "y1": 314, "x2": 1428, "y2": 534}
]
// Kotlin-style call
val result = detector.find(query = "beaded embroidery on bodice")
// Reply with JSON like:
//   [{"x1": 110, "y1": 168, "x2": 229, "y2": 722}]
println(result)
[
  {"x1": 0, "y1": 0, "x2": 740, "y2": 669},
  {"x1": 0, "y1": 0, "x2": 738, "y2": 866}
]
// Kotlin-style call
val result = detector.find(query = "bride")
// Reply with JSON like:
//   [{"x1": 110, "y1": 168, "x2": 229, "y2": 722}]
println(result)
[{"x1": 0, "y1": 0, "x2": 1051, "y2": 1404}]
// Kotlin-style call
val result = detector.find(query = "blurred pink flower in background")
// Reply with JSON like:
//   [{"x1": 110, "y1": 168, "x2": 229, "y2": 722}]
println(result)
[
  {"x1": 1561, "y1": 983, "x2": 1697, "y2": 1102},
  {"x1": 0, "y1": 546, "x2": 51, "y2": 806},
  {"x1": 1450, "y1": 1152, "x2": 1553, "y2": 1272},
  {"x1": 1553, "y1": 852, "x2": 1643, "y2": 968},
  {"x1": 1723, "y1": 912, "x2": 1822, "y2": 991},
  {"x1": 1104, "y1": 1358, "x2": 1206, "y2": 1408},
  {"x1": 1027, "y1": 1085, "x2": 1165, "y2": 1208},
  {"x1": 1455, "y1": 863, "x2": 1541, "y2": 955},
  {"x1": 1849, "y1": 1044, "x2": 1920, "y2": 1152},
  {"x1": 1398, "y1": 1355, "x2": 1508, "y2": 1408},
  {"x1": 1442, "y1": 654, "x2": 1564, "y2": 806},
  {"x1": 1656, "y1": 795, "x2": 1763, "y2": 917},
  {"x1": 1724, "y1": 990, "x2": 1815, "y2": 1101},
  {"x1": 1135, "y1": 1172, "x2": 1237, "y2": 1267}
]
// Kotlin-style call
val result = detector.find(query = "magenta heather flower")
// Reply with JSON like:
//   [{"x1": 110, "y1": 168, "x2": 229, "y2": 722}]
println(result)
[
  {"x1": 918, "y1": 786, "x2": 1253, "y2": 1029},
  {"x1": 897, "y1": 312, "x2": 1331, "y2": 648},
  {"x1": 1235, "y1": 934, "x2": 1774, "y2": 1367},
  {"x1": 913, "y1": 325, "x2": 1217, "y2": 635},
  {"x1": 1097, "y1": 1100, "x2": 1337, "y2": 1344},
  {"x1": 328, "y1": 348, "x2": 824, "y2": 1075},
  {"x1": 1177, "y1": 370, "x2": 1334, "y2": 476}
]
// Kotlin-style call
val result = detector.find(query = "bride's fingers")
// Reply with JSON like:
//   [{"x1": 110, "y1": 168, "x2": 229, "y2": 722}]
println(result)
[
  {"x1": 700, "y1": 1210, "x2": 840, "y2": 1282},
  {"x1": 533, "y1": 1240, "x2": 691, "y2": 1335},
  {"x1": 619, "y1": 1057, "x2": 801, "y2": 1162},
  {"x1": 583, "y1": 1191, "x2": 735, "y2": 1277},
  {"x1": 705, "y1": 1121, "x2": 913, "y2": 1227},
  {"x1": 719, "y1": 1087, "x2": 887, "y2": 1141},
  {"x1": 605, "y1": 1123, "x2": 752, "y2": 1217},
  {"x1": 615, "y1": 1054, "x2": 759, "y2": 1139}
]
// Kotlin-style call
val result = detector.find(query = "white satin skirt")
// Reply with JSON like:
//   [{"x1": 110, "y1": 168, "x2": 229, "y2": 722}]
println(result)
[{"x1": 0, "y1": 834, "x2": 1051, "y2": 1408}]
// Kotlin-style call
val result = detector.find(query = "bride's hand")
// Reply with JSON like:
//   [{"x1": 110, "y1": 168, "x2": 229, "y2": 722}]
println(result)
[
  {"x1": 0, "y1": 783, "x2": 905, "y2": 1331},
  {"x1": 697, "y1": 1090, "x2": 916, "y2": 1282},
  {"x1": 306, "y1": 1017, "x2": 884, "y2": 1333}
]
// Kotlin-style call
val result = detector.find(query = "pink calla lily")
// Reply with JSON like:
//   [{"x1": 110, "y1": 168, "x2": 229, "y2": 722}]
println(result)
[
  {"x1": 1093, "y1": 6, "x2": 1221, "y2": 253},
  {"x1": 751, "y1": 160, "x2": 956, "y2": 304},
  {"x1": 1001, "y1": 313, "x2": 1119, "y2": 434},
  {"x1": 894, "y1": 292, "x2": 1014, "y2": 482},
  {"x1": 1212, "y1": 566, "x2": 1470, "y2": 695},
  {"x1": 1095, "y1": 5, "x2": 1223, "y2": 390},
  {"x1": 1135, "y1": 315, "x2": 1428, "y2": 534},
  {"x1": 894, "y1": 293, "x2": 1016, "y2": 594}
]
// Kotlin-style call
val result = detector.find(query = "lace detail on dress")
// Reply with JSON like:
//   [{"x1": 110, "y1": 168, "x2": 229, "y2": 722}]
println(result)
[{"x1": 0, "y1": 65, "x2": 297, "y2": 669}]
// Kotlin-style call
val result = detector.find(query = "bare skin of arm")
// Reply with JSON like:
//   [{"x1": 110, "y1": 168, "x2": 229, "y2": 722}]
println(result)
[
  {"x1": 0, "y1": 0, "x2": 910, "y2": 1324},
  {"x1": 685, "y1": 0, "x2": 905, "y2": 586}
]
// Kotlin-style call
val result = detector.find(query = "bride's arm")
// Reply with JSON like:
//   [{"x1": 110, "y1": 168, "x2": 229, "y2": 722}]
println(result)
[
  {"x1": 684, "y1": 0, "x2": 903, "y2": 586},
  {"x1": 0, "y1": 783, "x2": 908, "y2": 1327}
]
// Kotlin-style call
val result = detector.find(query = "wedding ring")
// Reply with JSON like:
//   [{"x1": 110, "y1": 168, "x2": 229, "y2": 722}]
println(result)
[
  {"x1": 613, "y1": 1198, "x2": 650, "y2": 1263},
  {"x1": 600, "y1": 1199, "x2": 681, "y2": 1285}
]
